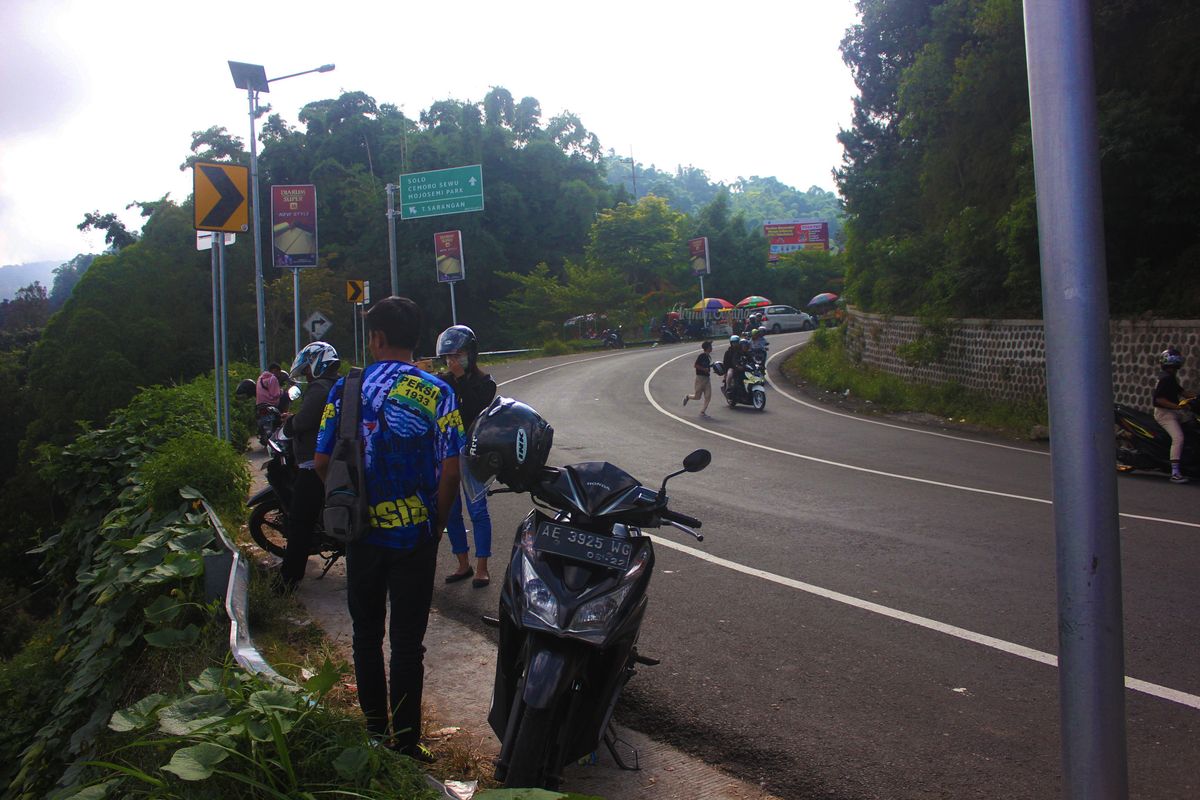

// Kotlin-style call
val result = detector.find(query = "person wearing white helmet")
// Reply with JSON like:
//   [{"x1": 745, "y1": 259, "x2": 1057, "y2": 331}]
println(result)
[
  {"x1": 721, "y1": 335, "x2": 741, "y2": 393},
  {"x1": 1152, "y1": 347, "x2": 1195, "y2": 484},
  {"x1": 276, "y1": 341, "x2": 341, "y2": 590}
]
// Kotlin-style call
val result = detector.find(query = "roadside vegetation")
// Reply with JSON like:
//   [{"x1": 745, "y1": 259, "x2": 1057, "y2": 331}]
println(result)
[{"x1": 783, "y1": 327, "x2": 1048, "y2": 438}]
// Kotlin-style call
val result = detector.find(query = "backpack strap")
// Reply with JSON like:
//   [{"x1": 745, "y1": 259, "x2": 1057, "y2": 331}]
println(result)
[{"x1": 338, "y1": 368, "x2": 365, "y2": 442}]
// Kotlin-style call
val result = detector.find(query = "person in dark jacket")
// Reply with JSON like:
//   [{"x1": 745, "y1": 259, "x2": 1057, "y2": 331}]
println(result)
[
  {"x1": 437, "y1": 325, "x2": 498, "y2": 588},
  {"x1": 278, "y1": 341, "x2": 341, "y2": 590}
]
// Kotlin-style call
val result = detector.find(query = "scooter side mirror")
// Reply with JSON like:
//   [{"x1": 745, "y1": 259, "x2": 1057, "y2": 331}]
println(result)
[
  {"x1": 287, "y1": 385, "x2": 302, "y2": 402},
  {"x1": 682, "y1": 449, "x2": 711, "y2": 473}
]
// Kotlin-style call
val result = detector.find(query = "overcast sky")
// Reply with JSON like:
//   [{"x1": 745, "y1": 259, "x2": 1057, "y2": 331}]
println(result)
[{"x1": 1, "y1": 0, "x2": 861, "y2": 266}]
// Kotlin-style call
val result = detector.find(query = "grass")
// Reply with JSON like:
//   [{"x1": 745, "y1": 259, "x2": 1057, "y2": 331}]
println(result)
[
  {"x1": 782, "y1": 327, "x2": 1049, "y2": 438},
  {"x1": 237, "y1": 539, "x2": 503, "y2": 791}
]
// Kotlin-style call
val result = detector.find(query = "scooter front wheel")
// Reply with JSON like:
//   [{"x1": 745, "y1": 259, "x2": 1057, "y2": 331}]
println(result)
[
  {"x1": 503, "y1": 705, "x2": 559, "y2": 789},
  {"x1": 752, "y1": 390, "x2": 767, "y2": 411},
  {"x1": 249, "y1": 496, "x2": 289, "y2": 557}
]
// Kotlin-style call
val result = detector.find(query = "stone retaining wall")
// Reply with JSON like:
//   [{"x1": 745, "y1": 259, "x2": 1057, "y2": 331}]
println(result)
[{"x1": 843, "y1": 310, "x2": 1199, "y2": 411}]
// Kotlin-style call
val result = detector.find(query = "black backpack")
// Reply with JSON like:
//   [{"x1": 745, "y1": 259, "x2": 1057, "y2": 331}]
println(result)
[{"x1": 323, "y1": 368, "x2": 370, "y2": 543}]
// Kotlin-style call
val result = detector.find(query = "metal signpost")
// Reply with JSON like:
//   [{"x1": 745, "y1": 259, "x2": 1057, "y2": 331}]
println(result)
[
  {"x1": 434, "y1": 230, "x2": 465, "y2": 325},
  {"x1": 194, "y1": 161, "x2": 249, "y2": 442},
  {"x1": 271, "y1": 184, "x2": 320, "y2": 356},
  {"x1": 1024, "y1": 1, "x2": 1128, "y2": 797},
  {"x1": 689, "y1": 236, "x2": 710, "y2": 300}
]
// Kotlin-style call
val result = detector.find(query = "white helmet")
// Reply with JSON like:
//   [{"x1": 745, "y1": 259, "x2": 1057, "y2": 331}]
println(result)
[{"x1": 290, "y1": 341, "x2": 339, "y2": 380}]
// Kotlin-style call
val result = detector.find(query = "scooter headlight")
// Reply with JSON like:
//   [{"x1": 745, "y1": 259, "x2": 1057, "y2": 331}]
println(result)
[
  {"x1": 570, "y1": 584, "x2": 632, "y2": 633},
  {"x1": 519, "y1": 553, "x2": 558, "y2": 627}
]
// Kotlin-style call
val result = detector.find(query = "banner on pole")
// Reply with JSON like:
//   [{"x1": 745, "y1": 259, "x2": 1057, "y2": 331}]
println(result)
[
  {"x1": 688, "y1": 236, "x2": 710, "y2": 276},
  {"x1": 434, "y1": 230, "x2": 465, "y2": 283},
  {"x1": 271, "y1": 185, "x2": 319, "y2": 268}
]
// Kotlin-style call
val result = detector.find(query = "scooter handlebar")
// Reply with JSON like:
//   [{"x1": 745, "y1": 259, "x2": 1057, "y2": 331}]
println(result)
[{"x1": 660, "y1": 508, "x2": 702, "y2": 529}]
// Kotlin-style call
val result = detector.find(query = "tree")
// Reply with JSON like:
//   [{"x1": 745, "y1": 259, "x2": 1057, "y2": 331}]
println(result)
[
  {"x1": 586, "y1": 196, "x2": 686, "y2": 296},
  {"x1": 178, "y1": 125, "x2": 247, "y2": 170},
  {"x1": 78, "y1": 211, "x2": 138, "y2": 251}
]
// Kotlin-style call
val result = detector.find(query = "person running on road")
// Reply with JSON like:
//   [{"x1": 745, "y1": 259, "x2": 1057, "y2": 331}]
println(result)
[
  {"x1": 683, "y1": 340, "x2": 714, "y2": 418},
  {"x1": 1152, "y1": 346, "x2": 1195, "y2": 484}
]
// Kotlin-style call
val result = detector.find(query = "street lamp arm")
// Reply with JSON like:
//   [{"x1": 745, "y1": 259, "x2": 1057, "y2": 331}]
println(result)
[{"x1": 268, "y1": 64, "x2": 336, "y2": 84}]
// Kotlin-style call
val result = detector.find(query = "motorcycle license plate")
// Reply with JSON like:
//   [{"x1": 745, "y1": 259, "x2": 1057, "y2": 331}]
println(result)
[{"x1": 534, "y1": 522, "x2": 633, "y2": 570}]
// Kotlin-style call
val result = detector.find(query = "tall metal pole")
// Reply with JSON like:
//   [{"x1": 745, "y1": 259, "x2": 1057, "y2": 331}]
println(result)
[
  {"x1": 699, "y1": 275, "x2": 706, "y2": 301},
  {"x1": 353, "y1": 302, "x2": 359, "y2": 366},
  {"x1": 218, "y1": 238, "x2": 231, "y2": 442},
  {"x1": 386, "y1": 183, "x2": 399, "y2": 295},
  {"x1": 292, "y1": 268, "x2": 301, "y2": 356},
  {"x1": 211, "y1": 245, "x2": 223, "y2": 441},
  {"x1": 1023, "y1": 1, "x2": 1128, "y2": 798},
  {"x1": 248, "y1": 88, "x2": 268, "y2": 372},
  {"x1": 449, "y1": 282, "x2": 458, "y2": 326}
]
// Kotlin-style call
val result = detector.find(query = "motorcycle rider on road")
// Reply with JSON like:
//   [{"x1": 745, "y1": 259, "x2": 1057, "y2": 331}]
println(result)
[
  {"x1": 722, "y1": 335, "x2": 740, "y2": 392},
  {"x1": 749, "y1": 327, "x2": 769, "y2": 365},
  {"x1": 1153, "y1": 347, "x2": 1196, "y2": 484},
  {"x1": 277, "y1": 341, "x2": 341, "y2": 590},
  {"x1": 729, "y1": 339, "x2": 756, "y2": 401}
]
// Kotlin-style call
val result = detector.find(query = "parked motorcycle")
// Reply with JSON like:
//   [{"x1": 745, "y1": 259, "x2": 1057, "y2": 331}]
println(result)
[
  {"x1": 247, "y1": 425, "x2": 344, "y2": 576},
  {"x1": 485, "y1": 448, "x2": 711, "y2": 789},
  {"x1": 1114, "y1": 399, "x2": 1198, "y2": 479},
  {"x1": 254, "y1": 403, "x2": 282, "y2": 448},
  {"x1": 601, "y1": 328, "x2": 625, "y2": 349},
  {"x1": 721, "y1": 363, "x2": 767, "y2": 410}
]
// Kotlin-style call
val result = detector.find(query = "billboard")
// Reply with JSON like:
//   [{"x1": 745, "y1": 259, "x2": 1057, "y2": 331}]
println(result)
[
  {"x1": 434, "y1": 230, "x2": 465, "y2": 283},
  {"x1": 271, "y1": 185, "x2": 319, "y2": 267},
  {"x1": 763, "y1": 219, "x2": 828, "y2": 262},
  {"x1": 688, "y1": 236, "x2": 711, "y2": 276}
]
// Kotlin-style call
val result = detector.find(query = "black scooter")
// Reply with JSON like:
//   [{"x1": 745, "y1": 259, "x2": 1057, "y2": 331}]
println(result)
[
  {"x1": 246, "y1": 425, "x2": 344, "y2": 576},
  {"x1": 485, "y1": 449, "x2": 710, "y2": 789},
  {"x1": 1114, "y1": 399, "x2": 1198, "y2": 479}
]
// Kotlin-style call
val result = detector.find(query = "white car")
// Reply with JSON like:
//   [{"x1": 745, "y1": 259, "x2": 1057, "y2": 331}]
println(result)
[{"x1": 759, "y1": 305, "x2": 816, "y2": 333}]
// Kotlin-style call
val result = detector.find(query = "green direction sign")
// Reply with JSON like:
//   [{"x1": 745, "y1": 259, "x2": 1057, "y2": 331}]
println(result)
[{"x1": 398, "y1": 165, "x2": 484, "y2": 220}]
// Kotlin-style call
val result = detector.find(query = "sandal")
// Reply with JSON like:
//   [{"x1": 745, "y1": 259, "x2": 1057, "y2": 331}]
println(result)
[{"x1": 444, "y1": 567, "x2": 474, "y2": 584}]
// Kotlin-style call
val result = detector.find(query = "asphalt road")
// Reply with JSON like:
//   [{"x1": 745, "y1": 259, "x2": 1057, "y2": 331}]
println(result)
[{"x1": 432, "y1": 334, "x2": 1200, "y2": 799}]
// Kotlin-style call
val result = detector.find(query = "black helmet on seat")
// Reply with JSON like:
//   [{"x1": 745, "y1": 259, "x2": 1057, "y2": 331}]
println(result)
[
  {"x1": 462, "y1": 397, "x2": 554, "y2": 500},
  {"x1": 235, "y1": 378, "x2": 256, "y2": 399}
]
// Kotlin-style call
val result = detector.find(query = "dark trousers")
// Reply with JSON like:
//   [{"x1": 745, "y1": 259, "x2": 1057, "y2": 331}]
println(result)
[
  {"x1": 346, "y1": 535, "x2": 437, "y2": 747},
  {"x1": 281, "y1": 468, "x2": 323, "y2": 588}
]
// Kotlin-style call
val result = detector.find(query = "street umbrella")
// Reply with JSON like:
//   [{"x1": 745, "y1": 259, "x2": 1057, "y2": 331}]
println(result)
[
  {"x1": 736, "y1": 295, "x2": 771, "y2": 308},
  {"x1": 693, "y1": 297, "x2": 733, "y2": 311},
  {"x1": 807, "y1": 292, "x2": 839, "y2": 307}
]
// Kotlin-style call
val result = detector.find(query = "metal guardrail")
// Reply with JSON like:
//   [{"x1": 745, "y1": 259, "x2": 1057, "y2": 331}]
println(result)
[{"x1": 201, "y1": 499, "x2": 295, "y2": 687}]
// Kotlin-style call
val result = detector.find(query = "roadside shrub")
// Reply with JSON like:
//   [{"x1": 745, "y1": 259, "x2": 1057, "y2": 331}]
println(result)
[
  {"x1": 0, "y1": 624, "x2": 67, "y2": 791},
  {"x1": 541, "y1": 338, "x2": 571, "y2": 356},
  {"x1": 141, "y1": 431, "x2": 250, "y2": 522}
]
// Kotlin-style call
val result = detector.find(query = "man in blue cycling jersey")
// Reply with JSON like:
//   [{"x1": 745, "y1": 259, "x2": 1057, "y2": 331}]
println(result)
[{"x1": 315, "y1": 296, "x2": 464, "y2": 758}]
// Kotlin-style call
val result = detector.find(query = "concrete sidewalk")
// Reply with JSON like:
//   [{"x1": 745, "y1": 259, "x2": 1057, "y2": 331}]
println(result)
[
  {"x1": 247, "y1": 449, "x2": 779, "y2": 799},
  {"x1": 293, "y1": 556, "x2": 779, "y2": 800}
]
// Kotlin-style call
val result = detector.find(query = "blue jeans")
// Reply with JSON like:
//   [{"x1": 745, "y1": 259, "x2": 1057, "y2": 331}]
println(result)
[{"x1": 444, "y1": 490, "x2": 492, "y2": 558}]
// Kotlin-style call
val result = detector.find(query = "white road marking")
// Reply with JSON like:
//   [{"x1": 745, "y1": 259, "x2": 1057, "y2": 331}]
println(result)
[
  {"x1": 497, "y1": 344, "x2": 1200, "y2": 710},
  {"x1": 495, "y1": 349, "x2": 636, "y2": 388},
  {"x1": 763, "y1": 337, "x2": 1048, "y2": 455},
  {"x1": 643, "y1": 350, "x2": 1200, "y2": 530},
  {"x1": 652, "y1": 535, "x2": 1200, "y2": 710}
]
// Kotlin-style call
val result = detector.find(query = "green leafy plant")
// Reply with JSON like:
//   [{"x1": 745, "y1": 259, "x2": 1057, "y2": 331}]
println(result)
[
  {"x1": 65, "y1": 660, "x2": 438, "y2": 800},
  {"x1": 141, "y1": 432, "x2": 250, "y2": 523}
]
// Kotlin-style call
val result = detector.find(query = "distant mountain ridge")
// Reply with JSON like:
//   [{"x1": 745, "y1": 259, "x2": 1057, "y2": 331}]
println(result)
[{"x1": 0, "y1": 260, "x2": 63, "y2": 300}]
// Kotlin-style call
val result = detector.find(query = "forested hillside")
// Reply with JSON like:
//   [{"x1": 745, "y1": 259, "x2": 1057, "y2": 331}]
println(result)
[{"x1": 837, "y1": 0, "x2": 1199, "y2": 318}]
